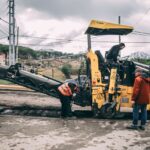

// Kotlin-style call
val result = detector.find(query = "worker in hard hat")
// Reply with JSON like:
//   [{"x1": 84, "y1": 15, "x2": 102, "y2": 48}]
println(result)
[
  {"x1": 127, "y1": 68, "x2": 150, "y2": 130},
  {"x1": 57, "y1": 80, "x2": 78, "y2": 117}
]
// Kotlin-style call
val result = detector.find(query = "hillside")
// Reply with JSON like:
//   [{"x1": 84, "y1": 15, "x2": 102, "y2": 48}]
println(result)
[
  {"x1": 0, "y1": 44, "x2": 73, "y2": 60},
  {"x1": 129, "y1": 52, "x2": 150, "y2": 60},
  {"x1": 128, "y1": 52, "x2": 150, "y2": 65},
  {"x1": 0, "y1": 44, "x2": 83, "y2": 81}
]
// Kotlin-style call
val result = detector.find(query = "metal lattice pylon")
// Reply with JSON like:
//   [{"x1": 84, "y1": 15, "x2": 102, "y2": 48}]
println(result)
[{"x1": 8, "y1": 0, "x2": 15, "y2": 66}]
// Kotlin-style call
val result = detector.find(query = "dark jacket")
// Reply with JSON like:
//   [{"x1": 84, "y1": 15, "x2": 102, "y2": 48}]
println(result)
[
  {"x1": 106, "y1": 43, "x2": 125, "y2": 62},
  {"x1": 132, "y1": 75, "x2": 150, "y2": 104}
]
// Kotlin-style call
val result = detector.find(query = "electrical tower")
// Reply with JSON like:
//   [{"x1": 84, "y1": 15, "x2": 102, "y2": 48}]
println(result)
[{"x1": 8, "y1": 0, "x2": 16, "y2": 65}]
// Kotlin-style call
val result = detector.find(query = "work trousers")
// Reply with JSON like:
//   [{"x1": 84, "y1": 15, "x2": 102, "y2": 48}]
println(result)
[
  {"x1": 58, "y1": 92, "x2": 72, "y2": 117},
  {"x1": 133, "y1": 103, "x2": 147, "y2": 126}
]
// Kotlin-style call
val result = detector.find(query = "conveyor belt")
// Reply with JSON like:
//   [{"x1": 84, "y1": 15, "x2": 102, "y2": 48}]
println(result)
[{"x1": 0, "y1": 64, "x2": 62, "y2": 98}]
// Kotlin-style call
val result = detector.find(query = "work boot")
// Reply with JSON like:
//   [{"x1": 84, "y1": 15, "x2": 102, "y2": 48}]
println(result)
[
  {"x1": 66, "y1": 112, "x2": 73, "y2": 117},
  {"x1": 126, "y1": 125, "x2": 138, "y2": 130},
  {"x1": 139, "y1": 125, "x2": 145, "y2": 131},
  {"x1": 61, "y1": 112, "x2": 73, "y2": 118}
]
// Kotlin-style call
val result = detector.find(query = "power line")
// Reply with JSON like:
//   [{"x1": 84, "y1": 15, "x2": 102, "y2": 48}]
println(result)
[
  {"x1": 0, "y1": 36, "x2": 7, "y2": 40},
  {"x1": 134, "y1": 8, "x2": 150, "y2": 27},
  {"x1": 0, "y1": 23, "x2": 9, "y2": 31},
  {"x1": 131, "y1": 33, "x2": 150, "y2": 37},
  {"x1": 0, "y1": 17, "x2": 9, "y2": 24},
  {"x1": 133, "y1": 31, "x2": 150, "y2": 35},
  {"x1": 19, "y1": 29, "x2": 150, "y2": 42},
  {"x1": 19, "y1": 35, "x2": 83, "y2": 41},
  {"x1": 0, "y1": 17, "x2": 18, "y2": 31},
  {"x1": 18, "y1": 41, "x2": 150, "y2": 47},
  {"x1": 0, "y1": 41, "x2": 149, "y2": 49},
  {"x1": 123, "y1": 41, "x2": 150, "y2": 43},
  {"x1": 0, "y1": 24, "x2": 9, "y2": 34},
  {"x1": 18, "y1": 34, "x2": 150, "y2": 45},
  {"x1": 0, "y1": 28, "x2": 8, "y2": 35},
  {"x1": 20, "y1": 35, "x2": 150, "y2": 43}
]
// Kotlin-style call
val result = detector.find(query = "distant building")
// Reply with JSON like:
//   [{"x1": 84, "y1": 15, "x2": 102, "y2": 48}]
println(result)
[{"x1": 0, "y1": 53, "x2": 6, "y2": 65}]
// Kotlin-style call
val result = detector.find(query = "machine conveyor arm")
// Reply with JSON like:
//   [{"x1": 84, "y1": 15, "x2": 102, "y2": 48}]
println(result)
[{"x1": 0, "y1": 64, "x2": 62, "y2": 98}]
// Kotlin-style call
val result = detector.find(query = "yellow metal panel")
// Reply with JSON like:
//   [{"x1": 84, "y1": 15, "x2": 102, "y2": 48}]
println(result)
[
  {"x1": 85, "y1": 20, "x2": 134, "y2": 35},
  {"x1": 89, "y1": 20, "x2": 133, "y2": 30},
  {"x1": 108, "y1": 69, "x2": 117, "y2": 94},
  {"x1": 86, "y1": 49, "x2": 105, "y2": 108},
  {"x1": 147, "y1": 104, "x2": 150, "y2": 111},
  {"x1": 127, "y1": 87, "x2": 133, "y2": 94}
]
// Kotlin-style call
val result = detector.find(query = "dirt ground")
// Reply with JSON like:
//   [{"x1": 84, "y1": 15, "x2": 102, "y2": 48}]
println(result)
[{"x1": 0, "y1": 90, "x2": 150, "y2": 150}]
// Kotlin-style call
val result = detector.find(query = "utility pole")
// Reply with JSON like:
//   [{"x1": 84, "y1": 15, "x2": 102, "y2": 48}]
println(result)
[
  {"x1": 8, "y1": 0, "x2": 15, "y2": 66},
  {"x1": 16, "y1": 26, "x2": 19, "y2": 63},
  {"x1": 87, "y1": 34, "x2": 91, "y2": 51},
  {"x1": 118, "y1": 16, "x2": 121, "y2": 57},
  {"x1": 118, "y1": 16, "x2": 121, "y2": 43}
]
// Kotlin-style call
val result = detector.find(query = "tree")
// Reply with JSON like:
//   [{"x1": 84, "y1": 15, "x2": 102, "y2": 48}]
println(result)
[
  {"x1": 61, "y1": 64, "x2": 72, "y2": 79},
  {"x1": 132, "y1": 58, "x2": 150, "y2": 65}
]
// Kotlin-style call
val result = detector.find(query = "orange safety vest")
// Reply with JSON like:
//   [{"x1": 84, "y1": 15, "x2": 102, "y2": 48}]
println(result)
[{"x1": 58, "y1": 83, "x2": 73, "y2": 96}]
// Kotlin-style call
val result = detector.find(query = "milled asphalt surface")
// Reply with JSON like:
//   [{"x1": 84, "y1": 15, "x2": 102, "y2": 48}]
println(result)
[
  {"x1": 0, "y1": 116, "x2": 150, "y2": 150},
  {"x1": 0, "y1": 90, "x2": 150, "y2": 150}
]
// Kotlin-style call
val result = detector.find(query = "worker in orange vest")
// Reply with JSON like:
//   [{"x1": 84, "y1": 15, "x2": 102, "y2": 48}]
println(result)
[{"x1": 57, "y1": 81, "x2": 78, "y2": 117}]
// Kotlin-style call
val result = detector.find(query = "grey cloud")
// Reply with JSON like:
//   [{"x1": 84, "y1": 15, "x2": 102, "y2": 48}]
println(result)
[
  {"x1": 2, "y1": 0, "x2": 149, "y2": 54},
  {"x1": 61, "y1": 28, "x2": 84, "y2": 40},
  {"x1": 0, "y1": 0, "x2": 9, "y2": 37},
  {"x1": 16, "y1": 0, "x2": 144, "y2": 21},
  {"x1": 27, "y1": 33, "x2": 50, "y2": 45},
  {"x1": 0, "y1": 0, "x2": 7, "y2": 16},
  {"x1": 40, "y1": 28, "x2": 84, "y2": 47}
]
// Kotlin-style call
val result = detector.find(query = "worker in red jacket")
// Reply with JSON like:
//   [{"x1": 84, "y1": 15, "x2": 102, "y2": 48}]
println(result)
[
  {"x1": 127, "y1": 68, "x2": 150, "y2": 130},
  {"x1": 57, "y1": 80, "x2": 78, "y2": 117}
]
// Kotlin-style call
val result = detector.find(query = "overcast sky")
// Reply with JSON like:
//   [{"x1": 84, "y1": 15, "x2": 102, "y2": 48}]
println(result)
[{"x1": 0, "y1": 0, "x2": 150, "y2": 56}]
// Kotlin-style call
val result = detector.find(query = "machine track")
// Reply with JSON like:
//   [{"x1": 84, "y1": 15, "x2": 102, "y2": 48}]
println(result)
[{"x1": 0, "y1": 105, "x2": 93, "y2": 118}]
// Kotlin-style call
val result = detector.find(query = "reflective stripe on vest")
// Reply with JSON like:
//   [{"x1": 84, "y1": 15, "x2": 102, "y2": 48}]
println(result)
[{"x1": 58, "y1": 83, "x2": 72, "y2": 96}]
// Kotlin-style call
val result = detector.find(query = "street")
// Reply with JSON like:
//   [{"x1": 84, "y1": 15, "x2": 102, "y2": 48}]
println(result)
[
  {"x1": 0, "y1": 90, "x2": 150, "y2": 150},
  {"x1": 0, "y1": 115, "x2": 150, "y2": 150}
]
